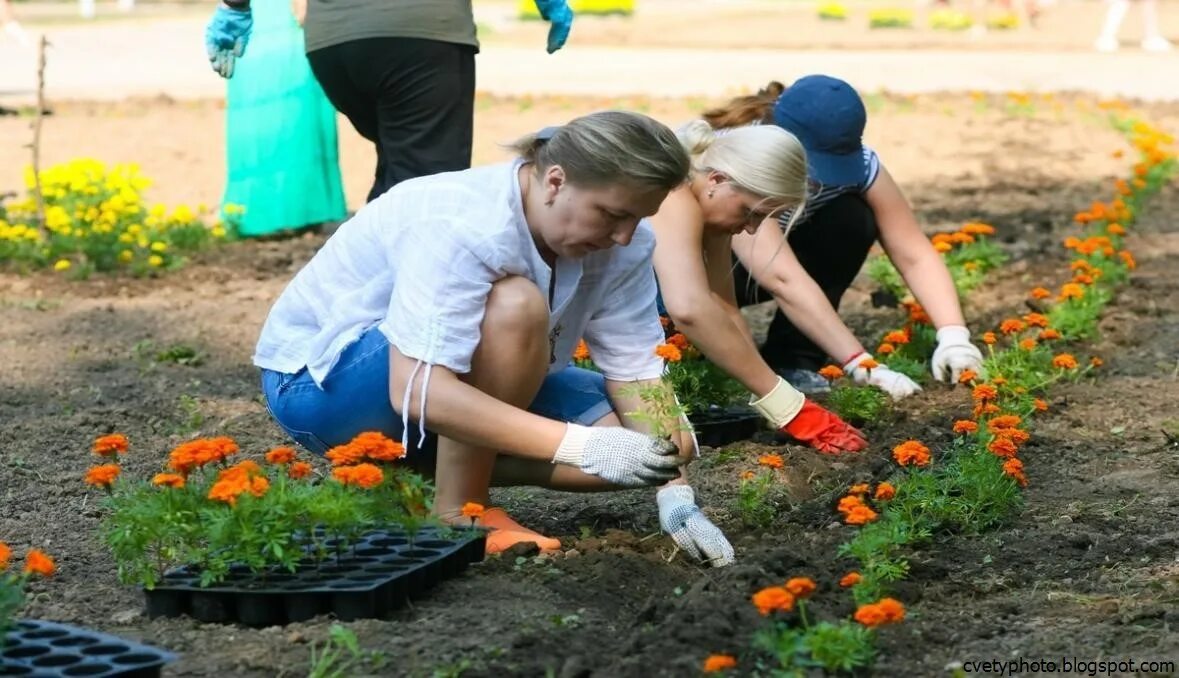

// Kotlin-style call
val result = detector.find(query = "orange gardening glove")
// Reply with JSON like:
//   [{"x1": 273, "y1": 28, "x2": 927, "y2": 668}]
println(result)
[
  {"x1": 781, "y1": 400, "x2": 868, "y2": 453},
  {"x1": 750, "y1": 377, "x2": 868, "y2": 454}
]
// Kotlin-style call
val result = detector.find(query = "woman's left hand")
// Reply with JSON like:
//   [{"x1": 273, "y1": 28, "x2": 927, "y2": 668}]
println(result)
[{"x1": 931, "y1": 325, "x2": 985, "y2": 383}]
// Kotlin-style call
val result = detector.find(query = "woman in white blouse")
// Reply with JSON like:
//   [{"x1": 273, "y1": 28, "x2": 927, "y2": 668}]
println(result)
[{"x1": 255, "y1": 111, "x2": 735, "y2": 565}]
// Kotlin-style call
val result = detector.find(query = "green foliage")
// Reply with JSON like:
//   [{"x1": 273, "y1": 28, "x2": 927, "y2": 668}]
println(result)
[
  {"x1": 734, "y1": 471, "x2": 783, "y2": 529},
  {"x1": 661, "y1": 354, "x2": 747, "y2": 417},
  {"x1": 0, "y1": 573, "x2": 25, "y2": 646},
  {"x1": 621, "y1": 380, "x2": 690, "y2": 440},
  {"x1": 751, "y1": 600, "x2": 876, "y2": 675},
  {"x1": 308, "y1": 624, "x2": 388, "y2": 678},
  {"x1": 824, "y1": 383, "x2": 891, "y2": 427}
]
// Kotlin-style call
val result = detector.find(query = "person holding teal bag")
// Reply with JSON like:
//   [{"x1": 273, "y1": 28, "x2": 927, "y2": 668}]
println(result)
[
  {"x1": 207, "y1": 0, "x2": 347, "y2": 238},
  {"x1": 205, "y1": 0, "x2": 574, "y2": 204}
]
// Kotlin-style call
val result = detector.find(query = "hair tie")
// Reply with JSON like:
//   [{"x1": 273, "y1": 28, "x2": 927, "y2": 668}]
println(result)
[{"x1": 536, "y1": 125, "x2": 560, "y2": 141}]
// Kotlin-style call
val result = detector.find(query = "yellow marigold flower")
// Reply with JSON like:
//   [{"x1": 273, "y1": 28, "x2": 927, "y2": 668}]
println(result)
[
  {"x1": 150, "y1": 241, "x2": 168, "y2": 252},
  {"x1": 53, "y1": 259, "x2": 71, "y2": 272},
  {"x1": 148, "y1": 255, "x2": 164, "y2": 268}
]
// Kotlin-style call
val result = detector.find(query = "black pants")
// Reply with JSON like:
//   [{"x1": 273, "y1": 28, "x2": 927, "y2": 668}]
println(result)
[
  {"x1": 733, "y1": 193, "x2": 879, "y2": 372},
  {"x1": 307, "y1": 37, "x2": 476, "y2": 203}
]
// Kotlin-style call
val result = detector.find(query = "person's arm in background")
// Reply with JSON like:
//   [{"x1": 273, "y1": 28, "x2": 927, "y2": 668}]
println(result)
[
  {"x1": 866, "y1": 166, "x2": 983, "y2": 383},
  {"x1": 205, "y1": 0, "x2": 254, "y2": 79},
  {"x1": 702, "y1": 229, "x2": 760, "y2": 351},
  {"x1": 732, "y1": 218, "x2": 922, "y2": 399}
]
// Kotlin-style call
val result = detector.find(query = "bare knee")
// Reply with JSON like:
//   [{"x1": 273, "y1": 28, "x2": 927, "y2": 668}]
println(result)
[{"x1": 483, "y1": 276, "x2": 547, "y2": 338}]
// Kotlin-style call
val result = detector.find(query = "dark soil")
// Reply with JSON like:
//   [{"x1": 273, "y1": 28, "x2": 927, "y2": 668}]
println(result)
[{"x1": 2, "y1": 95, "x2": 1178, "y2": 677}]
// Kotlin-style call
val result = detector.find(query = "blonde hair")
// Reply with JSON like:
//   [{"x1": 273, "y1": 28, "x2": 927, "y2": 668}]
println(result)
[
  {"x1": 677, "y1": 120, "x2": 809, "y2": 234},
  {"x1": 507, "y1": 111, "x2": 690, "y2": 193}
]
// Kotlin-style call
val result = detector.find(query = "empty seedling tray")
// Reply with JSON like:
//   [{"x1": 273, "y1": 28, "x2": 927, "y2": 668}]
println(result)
[
  {"x1": 1, "y1": 618, "x2": 176, "y2": 677},
  {"x1": 143, "y1": 526, "x2": 486, "y2": 627},
  {"x1": 689, "y1": 406, "x2": 763, "y2": 448}
]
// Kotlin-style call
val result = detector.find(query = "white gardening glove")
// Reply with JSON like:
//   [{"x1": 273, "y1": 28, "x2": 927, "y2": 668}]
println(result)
[
  {"x1": 552, "y1": 423, "x2": 684, "y2": 487},
  {"x1": 843, "y1": 352, "x2": 922, "y2": 400},
  {"x1": 931, "y1": 325, "x2": 985, "y2": 383},
  {"x1": 656, "y1": 485, "x2": 735, "y2": 567}
]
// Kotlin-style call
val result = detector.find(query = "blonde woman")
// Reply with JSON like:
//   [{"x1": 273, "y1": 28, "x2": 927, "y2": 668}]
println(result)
[
  {"x1": 706, "y1": 75, "x2": 984, "y2": 398},
  {"x1": 256, "y1": 111, "x2": 736, "y2": 566}
]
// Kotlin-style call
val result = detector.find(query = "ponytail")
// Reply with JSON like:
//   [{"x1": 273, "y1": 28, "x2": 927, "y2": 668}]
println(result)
[{"x1": 701, "y1": 81, "x2": 785, "y2": 130}]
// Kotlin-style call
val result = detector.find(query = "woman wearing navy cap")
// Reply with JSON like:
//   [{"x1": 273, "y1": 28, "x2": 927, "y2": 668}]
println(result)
[{"x1": 700, "y1": 75, "x2": 984, "y2": 399}]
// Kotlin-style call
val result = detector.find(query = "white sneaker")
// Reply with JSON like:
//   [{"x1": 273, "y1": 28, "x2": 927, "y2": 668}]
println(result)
[
  {"x1": 1094, "y1": 35, "x2": 1119, "y2": 52},
  {"x1": 1142, "y1": 36, "x2": 1173, "y2": 52}
]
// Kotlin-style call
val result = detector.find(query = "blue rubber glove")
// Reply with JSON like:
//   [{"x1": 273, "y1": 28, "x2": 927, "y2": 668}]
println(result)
[
  {"x1": 533, "y1": 0, "x2": 573, "y2": 53},
  {"x1": 204, "y1": 3, "x2": 253, "y2": 79}
]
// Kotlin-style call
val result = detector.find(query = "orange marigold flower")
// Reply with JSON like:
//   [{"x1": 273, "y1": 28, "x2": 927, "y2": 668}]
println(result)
[
  {"x1": 0, "y1": 542, "x2": 10, "y2": 570},
  {"x1": 877, "y1": 598, "x2": 906, "y2": 622},
  {"x1": 654, "y1": 343, "x2": 682, "y2": 362},
  {"x1": 961, "y1": 222, "x2": 995, "y2": 236},
  {"x1": 1019, "y1": 338, "x2": 1037, "y2": 351},
  {"x1": 958, "y1": 369, "x2": 978, "y2": 384},
  {"x1": 854, "y1": 603, "x2": 889, "y2": 628},
  {"x1": 151, "y1": 473, "x2": 185, "y2": 489},
  {"x1": 84, "y1": 464, "x2": 120, "y2": 489},
  {"x1": 702, "y1": 655, "x2": 737, "y2": 673},
  {"x1": 1038, "y1": 328, "x2": 1061, "y2": 341},
  {"x1": 953, "y1": 420, "x2": 979, "y2": 435},
  {"x1": 987, "y1": 438, "x2": 1019, "y2": 458},
  {"x1": 906, "y1": 302, "x2": 931, "y2": 324},
  {"x1": 218, "y1": 460, "x2": 262, "y2": 482},
  {"x1": 933, "y1": 241, "x2": 953, "y2": 253},
  {"x1": 1034, "y1": 398, "x2": 1048, "y2": 412},
  {"x1": 1029, "y1": 287, "x2": 1051, "y2": 300},
  {"x1": 999, "y1": 319, "x2": 1025, "y2": 335},
  {"x1": 848, "y1": 483, "x2": 870, "y2": 496},
  {"x1": 92, "y1": 433, "x2": 129, "y2": 457},
  {"x1": 982, "y1": 332, "x2": 997, "y2": 345},
  {"x1": 461, "y1": 502, "x2": 486, "y2": 520},
  {"x1": 874, "y1": 482, "x2": 896, "y2": 501},
  {"x1": 1070, "y1": 259, "x2": 1092, "y2": 272},
  {"x1": 666, "y1": 333, "x2": 690, "y2": 350},
  {"x1": 817, "y1": 365, "x2": 844, "y2": 382},
  {"x1": 1023, "y1": 313, "x2": 1049, "y2": 328},
  {"x1": 785, "y1": 577, "x2": 817, "y2": 598},
  {"x1": 972, "y1": 384, "x2": 998, "y2": 402},
  {"x1": 751, "y1": 586, "x2": 795, "y2": 616},
  {"x1": 1073, "y1": 273, "x2": 1095, "y2": 285},
  {"x1": 349, "y1": 431, "x2": 406, "y2": 462},
  {"x1": 332, "y1": 462, "x2": 385, "y2": 489},
  {"x1": 877, "y1": 343, "x2": 896, "y2": 355},
  {"x1": 1119, "y1": 250, "x2": 1136, "y2": 270},
  {"x1": 1064, "y1": 235, "x2": 1083, "y2": 248},
  {"x1": 987, "y1": 415, "x2": 1022, "y2": 431},
  {"x1": 289, "y1": 461, "x2": 313, "y2": 480},
  {"x1": 206, "y1": 437, "x2": 240, "y2": 463},
  {"x1": 1090, "y1": 356, "x2": 1103, "y2": 367},
  {"x1": 1052, "y1": 354, "x2": 1078, "y2": 370},
  {"x1": 1058, "y1": 283, "x2": 1084, "y2": 301},
  {"x1": 931, "y1": 233, "x2": 954, "y2": 246},
  {"x1": 837, "y1": 495, "x2": 866, "y2": 515},
  {"x1": 1107, "y1": 223, "x2": 1126, "y2": 236},
  {"x1": 839, "y1": 572, "x2": 862, "y2": 587},
  {"x1": 995, "y1": 428, "x2": 1031, "y2": 445},
  {"x1": 248, "y1": 476, "x2": 270, "y2": 498},
  {"x1": 208, "y1": 477, "x2": 248, "y2": 506},
  {"x1": 24, "y1": 550, "x2": 55, "y2": 577},
  {"x1": 892, "y1": 440, "x2": 931, "y2": 467},
  {"x1": 963, "y1": 261, "x2": 980, "y2": 272},
  {"x1": 265, "y1": 447, "x2": 296, "y2": 465},
  {"x1": 883, "y1": 330, "x2": 910, "y2": 345},
  {"x1": 757, "y1": 454, "x2": 784, "y2": 469},
  {"x1": 973, "y1": 402, "x2": 1001, "y2": 418},
  {"x1": 1003, "y1": 458, "x2": 1028, "y2": 487},
  {"x1": 740, "y1": 470, "x2": 756, "y2": 481},
  {"x1": 325, "y1": 443, "x2": 365, "y2": 466},
  {"x1": 991, "y1": 376, "x2": 1007, "y2": 387},
  {"x1": 858, "y1": 357, "x2": 880, "y2": 371},
  {"x1": 950, "y1": 232, "x2": 975, "y2": 245},
  {"x1": 573, "y1": 339, "x2": 591, "y2": 361},
  {"x1": 845, "y1": 505, "x2": 879, "y2": 525}
]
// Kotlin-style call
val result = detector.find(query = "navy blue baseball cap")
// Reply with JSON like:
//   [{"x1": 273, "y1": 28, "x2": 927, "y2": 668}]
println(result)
[{"x1": 772, "y1": 75, "x2": 868, "y2": 187}]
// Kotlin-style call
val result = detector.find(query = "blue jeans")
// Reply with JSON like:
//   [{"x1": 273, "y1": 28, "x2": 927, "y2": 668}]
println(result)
[{"x1": 261, "y1": 327, "x2": 614, "y2": 472}]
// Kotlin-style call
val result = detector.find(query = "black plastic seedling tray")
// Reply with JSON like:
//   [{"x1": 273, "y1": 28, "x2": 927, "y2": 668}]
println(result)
[
  {"x1": 143, "y1": 526, "x2": 486, "y2": 627},
  {"x1": 1, "y1": 618, "x2": 176, "y2": 677},
  {"x1": 689, "y1": 406, "x2": 763, "y2": 448}
]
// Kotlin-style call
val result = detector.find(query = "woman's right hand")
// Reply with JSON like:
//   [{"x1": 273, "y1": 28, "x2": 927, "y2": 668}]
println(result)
[
  {"x1": 843, "y1": 352, "x2": 922, "y2": 400},
  {"x1": 551, "y1": 424, "x2": 685, "y2": 487}
]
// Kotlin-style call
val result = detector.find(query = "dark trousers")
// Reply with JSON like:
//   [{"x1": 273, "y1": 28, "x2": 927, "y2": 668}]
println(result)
[
  {"x1": 307, "y1": 37, "x2": 476, "y2": 203},
  {"x1": 733, "y1": 193, "x2": 879, "y2": 372}
]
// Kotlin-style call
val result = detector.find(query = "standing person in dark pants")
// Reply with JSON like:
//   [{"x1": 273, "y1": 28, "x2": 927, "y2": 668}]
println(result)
[
  {"x1": 204, "y1": 0, "x2": 574, "y2": 202},
  {"x1": 699, "y1": 75, "x2": 984, "y2": 398}
]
